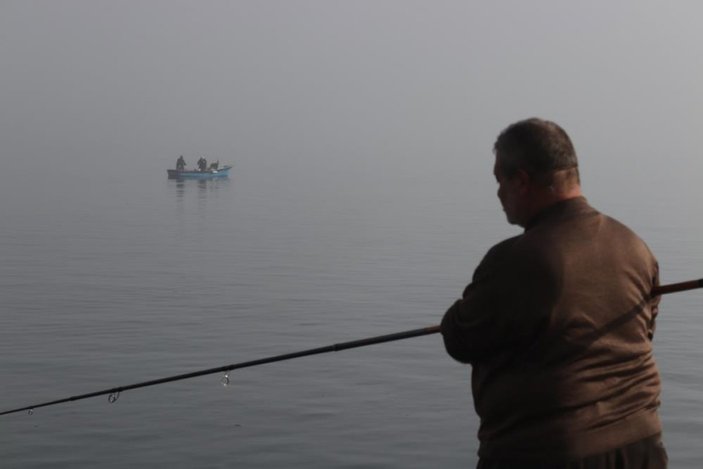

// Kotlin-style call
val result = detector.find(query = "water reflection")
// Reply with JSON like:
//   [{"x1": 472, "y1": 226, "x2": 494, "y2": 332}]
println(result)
[
  {"x1": 169, "y1": 177, "x2": 231, "y2": 200},
  {"x1": 168, "y1": 177, "x2": 232, "y2": 218}
]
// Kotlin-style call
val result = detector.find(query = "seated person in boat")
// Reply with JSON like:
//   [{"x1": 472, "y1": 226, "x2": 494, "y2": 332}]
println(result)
[{"x1": 197, "y1": 157, "x2": 208, "y2": 171}]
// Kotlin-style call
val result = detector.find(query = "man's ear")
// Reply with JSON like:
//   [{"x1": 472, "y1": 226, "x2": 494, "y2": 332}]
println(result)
[{"x1": 515, "y1": 169, "x2": 531, "y2": 195}]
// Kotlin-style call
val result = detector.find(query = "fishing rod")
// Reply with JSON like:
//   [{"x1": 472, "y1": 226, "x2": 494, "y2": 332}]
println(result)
[{"x1": 2, "y1": 278, "x2": 701, "y2": 417}]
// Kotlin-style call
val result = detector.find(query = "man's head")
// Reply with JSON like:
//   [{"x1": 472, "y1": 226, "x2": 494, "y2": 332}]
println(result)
[{"x1": 493, "y1": 118, "x2": 582, "y2": 227}]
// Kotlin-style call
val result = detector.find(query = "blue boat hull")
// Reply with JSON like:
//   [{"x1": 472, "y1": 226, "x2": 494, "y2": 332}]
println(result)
[{"x1": 167, "y1": 166, "x2": 232, "y2": 179}]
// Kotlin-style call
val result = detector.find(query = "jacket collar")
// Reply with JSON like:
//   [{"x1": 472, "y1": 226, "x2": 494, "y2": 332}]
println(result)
[{"x1": 524, "y1": 196, "x2": 591, "y2": 231}]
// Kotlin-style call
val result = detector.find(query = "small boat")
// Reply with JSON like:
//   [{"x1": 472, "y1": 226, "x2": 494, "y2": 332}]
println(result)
[{"x1": 167, "y1": 165, "x2": 232, "y2": 179}]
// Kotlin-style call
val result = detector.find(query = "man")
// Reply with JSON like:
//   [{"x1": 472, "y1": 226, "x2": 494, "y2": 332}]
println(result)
[
  {"x1": 197, "y1": 157, "x2": 208, "y2": 171},
  {"x1": 441, "y1": 118, "x2": 666, "y2": 468}
]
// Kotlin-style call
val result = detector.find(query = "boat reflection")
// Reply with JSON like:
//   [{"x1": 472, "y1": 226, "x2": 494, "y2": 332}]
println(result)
[{"x1": 170, "y1": 176, "x2": 232, "y2": 200}]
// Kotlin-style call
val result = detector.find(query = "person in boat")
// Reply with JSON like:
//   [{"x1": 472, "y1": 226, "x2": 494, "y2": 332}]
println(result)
[
  {"x1": 209, "y1": 160, "x2": 219, "y2": 170},
  {"x1": 176, "y1": 155, "x2": 186, "y2": 171},
  {"x1": 441, "y1": 118, "x2": 666, "y2": 468},
  {"x1": 197, "y1": 157, "x2": 208, "y2": 171}
]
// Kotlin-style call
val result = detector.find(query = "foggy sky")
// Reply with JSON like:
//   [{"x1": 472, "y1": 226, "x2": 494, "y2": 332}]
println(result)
[{"x1": 1, "y1": 1, "x2": 702, "y2": 207}]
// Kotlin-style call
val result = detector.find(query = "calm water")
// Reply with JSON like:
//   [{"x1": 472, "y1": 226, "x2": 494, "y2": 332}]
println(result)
[{"x1": 1, "y1": 154, "x2": 702, "y2": 468}]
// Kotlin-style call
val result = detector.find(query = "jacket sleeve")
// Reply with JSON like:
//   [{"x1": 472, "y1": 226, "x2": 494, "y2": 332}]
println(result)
[{"x1": 441, "y1": 238, "x2": 559, "y2": 364}]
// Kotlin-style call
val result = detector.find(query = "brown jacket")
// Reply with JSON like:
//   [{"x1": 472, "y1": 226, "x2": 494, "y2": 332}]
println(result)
[{"x1": 441, "y1": 197, "x2": 661, "y2": 461}]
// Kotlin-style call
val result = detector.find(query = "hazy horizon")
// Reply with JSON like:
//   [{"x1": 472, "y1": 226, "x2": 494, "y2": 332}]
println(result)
[{"x1": 2, "y1": 1, "x2": 701, "y2": 182}]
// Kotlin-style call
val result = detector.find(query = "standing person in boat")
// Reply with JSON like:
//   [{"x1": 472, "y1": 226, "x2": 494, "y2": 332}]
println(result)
[
  {"x1": 176, "y1": 155, "x2": 186, "y2": 171},
  {"x1": 441, "y1": 118, "x2": 666, "y2": 468}
]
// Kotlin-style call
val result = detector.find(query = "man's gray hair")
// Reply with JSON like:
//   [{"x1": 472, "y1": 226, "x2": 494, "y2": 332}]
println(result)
[{"x1": 494, "y1": 118, "x2": 580, "y2": 186}]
